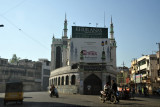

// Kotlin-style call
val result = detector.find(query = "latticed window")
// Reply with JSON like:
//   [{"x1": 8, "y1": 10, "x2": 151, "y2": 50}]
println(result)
[{"x1": 56, "y1": 46, "x2": 61, "y2": 69}]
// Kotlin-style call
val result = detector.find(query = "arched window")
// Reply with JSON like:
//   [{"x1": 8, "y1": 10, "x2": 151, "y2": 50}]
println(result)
[
  {"x1": 55, "y1": 77, "x2": 57, "y2": 85},
  {"x1": 52, "y1": 79, "x2": 54, "y2": 85},
  {"x1": 71, "y1": 75, "x2": 76, "y2": 85},
  {"x1": 65, "y1": 75, "x2": 69, "y2": 85},
  {"x1": 54, "y1": 78, "x2": 56, "y2": 85},
  {"x1": 61, "y1": 76, "x2": 64, "y2": 85},
  {"x1": 58, "y1": 77, "x2": 60, "y2": 85},
  {"x1": 56, "y1": 46, "x2": 61, "y2": 69}
]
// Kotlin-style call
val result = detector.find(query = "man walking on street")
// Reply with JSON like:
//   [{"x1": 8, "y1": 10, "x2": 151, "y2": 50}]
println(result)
[{"x1": 112, "y1": 80, "x2": 119, "y2": 102}]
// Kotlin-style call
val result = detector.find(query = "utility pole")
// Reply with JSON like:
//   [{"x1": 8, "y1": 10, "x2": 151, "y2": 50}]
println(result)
[{"x1": 121, "y1": 61, "x2": 125, "y2": 87}]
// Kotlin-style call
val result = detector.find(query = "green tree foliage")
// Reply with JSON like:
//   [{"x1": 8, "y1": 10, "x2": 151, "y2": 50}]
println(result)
[{"x1": 9, "y1": 54, "x2": 20, "y2": 64}]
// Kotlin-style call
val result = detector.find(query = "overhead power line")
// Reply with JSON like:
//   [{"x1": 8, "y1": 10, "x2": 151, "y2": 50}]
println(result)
[
  {"x1": 0, "y1": 15, "x2": 49, "y2": 50},
  {"x1": 1, "y1": 0, "x2": 27, "y2": 15}
]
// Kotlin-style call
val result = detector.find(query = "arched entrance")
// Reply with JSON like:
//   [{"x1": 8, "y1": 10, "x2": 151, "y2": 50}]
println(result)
[{"x1": 84, "y1": 74, "x2": 102, "y2": 95}]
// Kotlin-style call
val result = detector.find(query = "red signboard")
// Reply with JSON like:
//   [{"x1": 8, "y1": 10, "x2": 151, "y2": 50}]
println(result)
[{"x1": 126, "y1": 78, "x2": 130, "y2": 83}]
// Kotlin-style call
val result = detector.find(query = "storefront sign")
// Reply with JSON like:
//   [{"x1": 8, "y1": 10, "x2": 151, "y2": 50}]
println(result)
[{"x1": 136, "y1": 74, "x2": 142, "y2": 83}]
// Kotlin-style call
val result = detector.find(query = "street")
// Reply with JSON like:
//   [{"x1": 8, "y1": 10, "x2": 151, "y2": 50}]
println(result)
[{"x1": 0, "y1": 92, "x2": 160, "y2": 107}]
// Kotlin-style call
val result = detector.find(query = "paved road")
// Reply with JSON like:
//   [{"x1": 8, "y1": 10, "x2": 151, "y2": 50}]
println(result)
[{"x1": 0, "y1": 92, "x2": 160, "y2": 107}]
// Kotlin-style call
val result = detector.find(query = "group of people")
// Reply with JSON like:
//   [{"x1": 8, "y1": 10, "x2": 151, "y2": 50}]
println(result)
[
  {"x1": 138, "y1": 86, "x2": 149, "y2": 96},
  {"x1": 101, "y1": 80, "x2": 119, "y2": 102},
  {"x1": 104, "y1": 80, "x2": 118, "y2": 93}
]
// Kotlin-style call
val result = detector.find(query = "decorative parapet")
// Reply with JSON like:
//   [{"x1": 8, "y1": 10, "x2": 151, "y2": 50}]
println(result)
[
  {"x1": 52, "y1": 38, "x2": 62, "y2": 43},
  {"x1": 50, "y1": 66, "x2": 78, "y2": 77}
]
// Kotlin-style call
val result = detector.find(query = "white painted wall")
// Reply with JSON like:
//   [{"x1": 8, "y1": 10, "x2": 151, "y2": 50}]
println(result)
[{"x1": 70, "y1": 38, "x2": 111, "y2": 64}]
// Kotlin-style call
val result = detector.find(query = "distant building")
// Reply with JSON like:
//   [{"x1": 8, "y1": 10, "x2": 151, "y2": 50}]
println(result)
[
  {"x1": 116, "y1": 66, "x2": 129, "y2": 87},
  {"x1": 156, "y1": 51, "x2": 160, "y2": 85},
  {"x1": 49, "y1": 15, "x2": 117, "y2": 95},
  {"x1": 130, "y1": 54, "x2": 159, "y2": 94},
  {"x1": 39, "y1": 59, "x2": 51, "y2": 90},
  {"x1": 0, "y1": 58, "x2": 50, "y2": 92}
]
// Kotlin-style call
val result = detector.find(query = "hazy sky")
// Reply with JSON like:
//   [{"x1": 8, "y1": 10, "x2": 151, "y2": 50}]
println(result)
[{"x1": 0, "y1": 0, "x2": 160, "y2": 67}]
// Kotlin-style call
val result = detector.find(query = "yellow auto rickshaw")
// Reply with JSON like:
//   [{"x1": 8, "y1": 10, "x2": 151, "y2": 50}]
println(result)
[{"x1": 4, "y1": 82, "x2": 23, "y2": 105}]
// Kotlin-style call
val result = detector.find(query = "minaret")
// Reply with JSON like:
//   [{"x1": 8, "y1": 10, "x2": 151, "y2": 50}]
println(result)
[
  {"x1": 63, "y1": 13, "x2": 68, "y2": 38},
  {"x1": 110, "y1": 16, "x2": 114, "y2": 40},
  {"x1": 62, "y1": 13, "x2": 68, "y2": 67},
  {"x1": 109, "y1": 16, "x2": 117, "y2": 69}
]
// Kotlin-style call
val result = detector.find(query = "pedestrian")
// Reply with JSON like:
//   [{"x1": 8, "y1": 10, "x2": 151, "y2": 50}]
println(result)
[
  {"x1": 112, "y1": 80, "x2": 117, "y2": 92},
  {"x1": 112, "y1": 80, "x2": 119, "y2": 102},
  {"x1": 132, "y1": 87, "x2": 135, "y2": 98},
  {"x1": 142, "y1": 87, "x2": 144, "y2": 95},
  {"x1": 50, "y1": 84, "x2": 55, "y2": 95}
]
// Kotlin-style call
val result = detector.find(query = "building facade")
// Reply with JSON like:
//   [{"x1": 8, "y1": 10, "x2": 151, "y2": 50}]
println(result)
[
  {"x1": 0, "y1": 58, "x2": 50, "y2": 92},
  {"x1": 130, "y1": 54, "x2": 159, "y2": 94},
  {"x1": 39, "y1": 59, "x2": 51, "y2": 91},
  {"x1": 156, "y1": 51, "x2": 160, "y2": 86},
  {"x1": 49, "y1": 15, "x2": 117, "y2": 95},
  {"x1": 117, "y1": 66, "x2": 130, "y2": 87}
]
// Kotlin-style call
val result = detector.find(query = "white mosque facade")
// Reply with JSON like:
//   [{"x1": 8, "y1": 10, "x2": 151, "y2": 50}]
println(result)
[{"x1": 49, "y1": 15, "x2": 117, "y2": 95}]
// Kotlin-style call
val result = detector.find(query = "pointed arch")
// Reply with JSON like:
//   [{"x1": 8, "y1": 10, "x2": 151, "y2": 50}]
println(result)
[
  {"x1": 84, "y1": 74, "x2": 102, "y2": 95},
  {"x1": 65, "y1": 75, "x2": 69, "y2": 85},
  {"x1": 71, "y1": 75, "x2": 76, "y2": 85}
]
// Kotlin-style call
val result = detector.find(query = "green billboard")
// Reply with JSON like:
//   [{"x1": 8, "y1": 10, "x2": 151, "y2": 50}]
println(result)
[{"x1": 72, "y1": 26, "x2": 108, "y2": 38}]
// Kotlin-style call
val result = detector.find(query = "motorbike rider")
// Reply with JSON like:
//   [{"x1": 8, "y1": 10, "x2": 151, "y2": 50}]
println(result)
[{"x1": 100, "y1": 82, "x2": 110, "y2": 99}]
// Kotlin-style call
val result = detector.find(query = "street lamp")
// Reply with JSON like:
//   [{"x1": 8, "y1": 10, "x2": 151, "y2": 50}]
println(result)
[{"x1": 0, "y1": 24, "x2": 4, "y2": 27}]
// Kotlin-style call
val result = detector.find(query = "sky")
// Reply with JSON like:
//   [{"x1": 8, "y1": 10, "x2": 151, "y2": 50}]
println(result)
[{"x1": 0, "y1": 0, "x2": 160, "y2": 68}]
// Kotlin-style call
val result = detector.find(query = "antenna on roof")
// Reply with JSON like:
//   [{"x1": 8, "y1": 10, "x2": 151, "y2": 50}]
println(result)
[{"x1": 104, "y1": 11, "x2": 106, "y2": 27}]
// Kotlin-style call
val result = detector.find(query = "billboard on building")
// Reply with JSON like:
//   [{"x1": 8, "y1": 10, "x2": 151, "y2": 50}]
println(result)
[
  {"x1": 70, "y1": 38, "x2": 110, "y2": 64},
  {"x1": 136, "y1": 74, "x2": 142, "y2": 83},
  {"x1": 72, "y1": 26, "x2": 108, "y2": 38}
]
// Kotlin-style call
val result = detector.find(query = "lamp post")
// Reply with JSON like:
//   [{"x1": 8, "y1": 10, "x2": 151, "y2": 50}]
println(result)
[
  {"x1": 101, "y1": 41, "x2": 105, "y2": 89},
  {"x1": 0, "y1": 24, "x2": 4, "y2": 27}
]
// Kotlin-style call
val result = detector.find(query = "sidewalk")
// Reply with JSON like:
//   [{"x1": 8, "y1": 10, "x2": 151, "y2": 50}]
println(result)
[{"x1": 134, "y1": 93, "x2": 160, "y2": 99}]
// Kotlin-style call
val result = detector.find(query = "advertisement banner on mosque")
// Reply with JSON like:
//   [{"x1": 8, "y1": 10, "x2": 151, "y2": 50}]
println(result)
[
  {"x1": 72, "y1": 26, "x2": 108, "y2": 38},
  {"x1": 70, "y1": 38, "x2": 111, "y2": 64}
]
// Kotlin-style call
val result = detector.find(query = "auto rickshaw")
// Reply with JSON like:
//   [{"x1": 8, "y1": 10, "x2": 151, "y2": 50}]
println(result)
[{"x1": 4, "y1": 82, "x2": 23, "y2": 105}]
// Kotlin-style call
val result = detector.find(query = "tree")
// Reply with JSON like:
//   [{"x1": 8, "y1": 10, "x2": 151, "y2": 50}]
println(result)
[{"x1": 9, "y1": 54, "x2": 20, "y2": 64}]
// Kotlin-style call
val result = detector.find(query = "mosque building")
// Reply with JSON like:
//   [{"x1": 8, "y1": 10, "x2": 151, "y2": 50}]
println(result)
[{"x1": 49, "y1": 14, "x2": 117, "y2": 95}]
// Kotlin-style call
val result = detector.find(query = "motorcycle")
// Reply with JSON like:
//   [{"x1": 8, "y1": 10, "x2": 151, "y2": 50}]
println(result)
[
  {"x1": 100, "y1": 89, "x2": 119, "y2": 104},
  {"x1": 49, "y1": 88, "x2": 59, "y2": 98}
]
